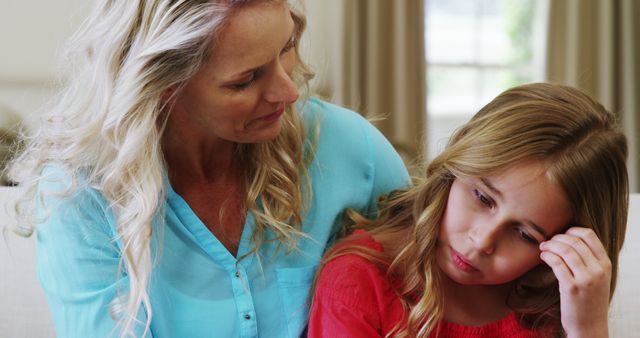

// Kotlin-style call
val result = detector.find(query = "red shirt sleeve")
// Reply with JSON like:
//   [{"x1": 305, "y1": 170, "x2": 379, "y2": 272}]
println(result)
[
  {"x1": 308, "y1": 254, "x2": 385, "y2": 338},
  {"x1": 307, "y1": 232, "x2": 405, "y2": 338}
]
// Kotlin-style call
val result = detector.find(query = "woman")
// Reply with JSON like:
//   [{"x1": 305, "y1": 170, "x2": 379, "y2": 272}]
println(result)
[{"x1": 9, "y1": 1, "x2": 409, "y2": 337}]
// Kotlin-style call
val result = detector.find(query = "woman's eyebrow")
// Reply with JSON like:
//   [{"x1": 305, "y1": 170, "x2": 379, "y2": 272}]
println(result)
[{"x1": 227, "y1": 31, "x2": 294, "y2": 81}]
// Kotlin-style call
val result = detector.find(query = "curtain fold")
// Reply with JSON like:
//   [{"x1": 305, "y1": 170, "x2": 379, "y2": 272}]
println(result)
[
  {"x1": 546, "y1": 0, "x2": 640, "y2": 192},
  {"x1": 306, "y1": 0, "x2": 426, "y2": 164}
]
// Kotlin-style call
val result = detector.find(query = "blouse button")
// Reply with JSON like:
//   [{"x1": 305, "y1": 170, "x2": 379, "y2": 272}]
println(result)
[
  {"x1": 235, "y1": 271, "x2": 240, "y2": 278},
  {"x1": 244, "y1": 314, "x2": 251, "y2": 320}
]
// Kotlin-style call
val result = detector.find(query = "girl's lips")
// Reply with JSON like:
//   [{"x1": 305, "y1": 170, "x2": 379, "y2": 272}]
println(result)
[{"x1": 450, "y1": 247, "x2": 478, "y2": 273}]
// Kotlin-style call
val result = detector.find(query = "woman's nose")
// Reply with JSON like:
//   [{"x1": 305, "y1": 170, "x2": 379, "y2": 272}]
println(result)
[{"x1": 263, "y1": 66, "x2": 299, "y2": 104}]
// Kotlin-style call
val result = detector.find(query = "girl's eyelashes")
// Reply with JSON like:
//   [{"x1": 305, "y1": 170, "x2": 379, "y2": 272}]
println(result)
[
  {"x1": 515, "y1": 228, "x2": 539, "y2": 245},
  {"x1": 473, "y1": 189, "x2": 493, "y2": 207}
]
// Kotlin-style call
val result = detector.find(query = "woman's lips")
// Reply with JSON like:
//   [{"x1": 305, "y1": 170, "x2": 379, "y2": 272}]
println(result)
[
  {"x1": 258, "y1": 107, "x2": 285, "y2": 122},
  {"x1": 450, "y1": 247, "x2": 478, "y2": 273}
]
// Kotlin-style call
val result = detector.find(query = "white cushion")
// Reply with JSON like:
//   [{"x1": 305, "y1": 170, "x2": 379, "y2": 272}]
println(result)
[
  {"x1": 609, "y1": 194, "x2": 640, "y2": 337},
  {"x1": 0, "y1": 187, "x2": 55, "y2": 337},
  {"x1": 0, "y1": 187, "x2": 638, "y2": 337}
]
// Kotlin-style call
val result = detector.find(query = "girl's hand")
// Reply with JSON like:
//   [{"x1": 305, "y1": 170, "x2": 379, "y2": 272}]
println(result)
[{"x1": 539, "y1": 227, "x2": 611, "y2": 338}]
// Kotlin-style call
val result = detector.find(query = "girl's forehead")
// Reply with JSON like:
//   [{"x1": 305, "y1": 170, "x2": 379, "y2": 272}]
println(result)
[{"x1": 465, "y1": 162, "x2": 572, "y2": 236}]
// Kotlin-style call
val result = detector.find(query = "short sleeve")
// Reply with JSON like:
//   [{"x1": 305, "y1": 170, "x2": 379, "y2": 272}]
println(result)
[
  {"x1": 36, "y1": 169, "x2": 151, "y2": 338},
  {"x1": 307, "y1": 255, "x2": 386, "y2": 338}
]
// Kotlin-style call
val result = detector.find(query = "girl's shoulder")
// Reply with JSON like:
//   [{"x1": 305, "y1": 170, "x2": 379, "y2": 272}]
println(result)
[
  {"x1": 334, "y1": 229, "x2": 384, "y2": 252},
  {"x1": 316, "y1": 230, "x2": 388, "y2": 298},
  {"x1": 313, "y1": 230, "x2": 405, "y2": 331}
]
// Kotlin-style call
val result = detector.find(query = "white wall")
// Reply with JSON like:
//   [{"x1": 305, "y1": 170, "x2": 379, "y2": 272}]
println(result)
[
  {"x1": 0, "y1": 0, "x2": 331, "y2": 128},
  {"x1": 298, "y1": 0, "x2": 344, "y2": 100},
  {"x1": 0, "y1": 1, "x2": 92, "y2": 129}
]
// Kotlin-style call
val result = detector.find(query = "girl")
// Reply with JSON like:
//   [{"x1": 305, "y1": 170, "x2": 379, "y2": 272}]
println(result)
[{"x1": 308, "y1": 83, "x2": 628, "y2": 338}]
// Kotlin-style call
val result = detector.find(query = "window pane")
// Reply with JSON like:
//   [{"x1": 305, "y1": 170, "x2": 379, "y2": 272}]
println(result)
[
  {"x1": 424, "y1": 0, "x2": 546, "y2": 159},
  {"x1": 427, "y1": 66, "x2": 481, "y2": 117},
  {"x1": 478, "y1": 68, "x2": 534, "y2": 104},
  {"x1": 427, "y1": 114, "x2": 471, "y2": 158},
  {"x1": 426, "y1": 0, "x2": 480, "y2": 64}
]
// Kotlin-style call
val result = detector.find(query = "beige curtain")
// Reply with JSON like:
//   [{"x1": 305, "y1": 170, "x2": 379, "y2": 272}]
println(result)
[
  {"x1": 546, "y1": 0, "x2": 640, "y2": 192},
  {"x1": 305, "y1": 0, "x2": 426, "y2": 165}
]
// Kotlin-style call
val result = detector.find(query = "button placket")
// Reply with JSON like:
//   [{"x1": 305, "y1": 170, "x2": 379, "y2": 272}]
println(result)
[{"x1": 231, "y1": 265, "x2": 257, "y2": 337}]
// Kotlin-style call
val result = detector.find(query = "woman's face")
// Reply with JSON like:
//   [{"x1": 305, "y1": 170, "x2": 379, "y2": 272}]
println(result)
[
  {"x1": 437, "y1": 162, "x2": 572, "y2": 286},
  {"x1": 169, "y1": 1, "x2": 299, "y2": 144}
]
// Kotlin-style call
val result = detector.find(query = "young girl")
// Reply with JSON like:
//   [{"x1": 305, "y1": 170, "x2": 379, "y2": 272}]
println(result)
[{"x1": 308, "y1": 83, "x2": 629, "y2": 338}]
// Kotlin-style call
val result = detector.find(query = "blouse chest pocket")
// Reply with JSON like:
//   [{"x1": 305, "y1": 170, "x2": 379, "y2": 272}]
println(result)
[{"x1": 275, "y1": 265, "x2": 317, "y2": 338}]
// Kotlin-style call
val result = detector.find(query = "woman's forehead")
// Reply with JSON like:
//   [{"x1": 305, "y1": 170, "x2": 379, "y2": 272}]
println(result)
[{"x1": 206, "y1": 1, "x2": 293, "y2": 78}]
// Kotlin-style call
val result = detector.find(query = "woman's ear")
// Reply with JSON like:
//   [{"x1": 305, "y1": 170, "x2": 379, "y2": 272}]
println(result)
[{"x1": 161, "y1": 86, "x2": 177, "y2": 103}]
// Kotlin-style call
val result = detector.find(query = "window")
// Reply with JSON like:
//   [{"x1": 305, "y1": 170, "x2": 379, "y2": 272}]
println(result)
[{"x1": 425, "y1": 0, "x2": 548, "y2": 159}]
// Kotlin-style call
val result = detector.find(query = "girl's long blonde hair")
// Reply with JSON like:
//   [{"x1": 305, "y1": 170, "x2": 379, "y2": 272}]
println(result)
[
  {"x1": 318, "y1": 83, "x2": 629, "y2": 338},
  {"x1": 9, "y1": 1, "x2": 314, "y2": 337}
]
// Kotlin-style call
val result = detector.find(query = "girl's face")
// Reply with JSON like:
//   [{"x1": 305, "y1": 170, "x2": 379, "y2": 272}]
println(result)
[
  {"x1": 168, "y1": 1, "x2": 299, "y2": 145},
  {"x1": 437, "y1": 161, "x2": 572, "y2": 286}
]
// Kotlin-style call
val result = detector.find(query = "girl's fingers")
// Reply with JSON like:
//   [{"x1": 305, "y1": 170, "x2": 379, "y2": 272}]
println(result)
[
  {"x1": 545, "y1": 233, "x2": 594, "y2": 262},
  {"x1": 539, "y1": 250, "x2": 574, "y2": 282},
  {"x1": 547, "y1": 227, "x2": 611, "y2": 280},
  {"x1": 564, "y1": 227, "x2": 609, "y2": 262},
  {"x1": 539, "y1": 239, "x2": 587, "y2": 278},
  {"x1": 540, "y1": 227, "x2": 612, "y2": 294}
]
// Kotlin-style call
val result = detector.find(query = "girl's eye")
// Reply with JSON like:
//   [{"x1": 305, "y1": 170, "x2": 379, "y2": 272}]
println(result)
[
  {"x1": 473, "y1": 189, "x2": 492, "y2": 207},
  {"x1": 515, "y1": 228, "x2": 539, "y2": 245}
]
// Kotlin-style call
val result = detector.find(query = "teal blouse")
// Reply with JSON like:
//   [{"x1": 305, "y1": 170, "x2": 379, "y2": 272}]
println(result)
[{"x1": 36, "y1": 97, "x2": 410, "y2": 338}]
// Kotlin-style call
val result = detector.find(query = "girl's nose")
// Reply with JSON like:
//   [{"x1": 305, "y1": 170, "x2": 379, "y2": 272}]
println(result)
[{"x1": 468, "y1": 222, "x2": 498, "y2": 255}]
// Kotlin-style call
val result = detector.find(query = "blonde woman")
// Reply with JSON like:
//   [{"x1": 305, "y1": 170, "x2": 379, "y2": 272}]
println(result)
[
  {"x1": 309, "y1": 83, "x2": 628, "y2": 338},
  {"x1": 9, "y1": 1, "x2": 409, "y2": 337}
]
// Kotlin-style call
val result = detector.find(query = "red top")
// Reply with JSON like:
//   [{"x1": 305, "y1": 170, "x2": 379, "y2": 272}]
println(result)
[{"x1": 308, "y1": 230, "x2": 552, "y2": 338}]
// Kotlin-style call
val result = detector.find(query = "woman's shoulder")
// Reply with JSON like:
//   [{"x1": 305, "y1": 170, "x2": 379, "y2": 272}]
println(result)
[
  {"x1": 299, "y1": 96, "x2": 379, "y2": 142},
  {"x1": 298, "y1": 96, "x2": 405, "y2": 169},
  {"x1": 38, "y1": 165, "x2": 103, "y2": 207},
  {"x1": 36, "y1": 165, "x2": 114, "y2": 238},
  {"x1": 300, "y1": 96, "x2": 369, "y2": 125}
]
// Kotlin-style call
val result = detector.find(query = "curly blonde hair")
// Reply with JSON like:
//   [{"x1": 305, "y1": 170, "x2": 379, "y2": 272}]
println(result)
[{"x1": 9, "y1": 1, "x2": 314, "y2": 337}]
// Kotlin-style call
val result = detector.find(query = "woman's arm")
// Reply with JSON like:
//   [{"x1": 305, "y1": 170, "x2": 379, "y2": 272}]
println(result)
[{"x1": 36, "y1": 179, "x2": 151, "y2": 338}]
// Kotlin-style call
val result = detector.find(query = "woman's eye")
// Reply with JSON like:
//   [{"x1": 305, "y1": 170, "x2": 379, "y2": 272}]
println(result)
[
  {"x1": 230, "y1": 74, "x2": 257, "y2": 91},
  {"x1": 281, "y1": 36, "x2": 295, "y2": 54},
  {"x1": 473, "y1": 189, "x2": 492, "y2": 207}
]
